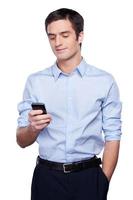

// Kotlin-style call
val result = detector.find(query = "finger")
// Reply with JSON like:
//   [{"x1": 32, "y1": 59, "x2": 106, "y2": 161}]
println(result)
[
  {"x1": 31, "y1": 118, "x2": 51, "y2": 126},
  {"x1": 34, "y1": 117, "x2": 49, "y2": 123},
  {"x1": 32, "y1": 114, "x2": 52, "y2": 122},
  {"x1": 35, "y1": 123, "x2": 49, "y2": 130},
  {"x1": 29, "y1": 110, "x2": 43, "y2": 116}
]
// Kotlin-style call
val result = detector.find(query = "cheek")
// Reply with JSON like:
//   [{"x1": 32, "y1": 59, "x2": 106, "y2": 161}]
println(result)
[
  {"x1": 66, "y1": 38, "x2": 76, "y2": 47},
  {"x1": 49, "y1": 42, "x2": 55, "y2": 51},
  {"x1": 69, "y1": 40, "x2": 79, "y2": 51}
]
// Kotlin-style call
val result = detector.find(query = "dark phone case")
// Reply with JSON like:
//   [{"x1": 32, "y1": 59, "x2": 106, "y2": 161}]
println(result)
[{"x1": 31, "y1": 103, "x2": 47, "y2": 114}]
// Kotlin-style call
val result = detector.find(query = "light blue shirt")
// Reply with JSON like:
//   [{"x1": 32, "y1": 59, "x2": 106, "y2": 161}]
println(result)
[{"x1": 17, "y1": 59, "x2": 122, "y2": 163}]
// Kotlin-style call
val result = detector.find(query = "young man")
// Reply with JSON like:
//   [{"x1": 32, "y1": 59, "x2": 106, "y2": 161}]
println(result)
[{"x1": 16, "y1": 8, "x2": 122, "y2": 200}]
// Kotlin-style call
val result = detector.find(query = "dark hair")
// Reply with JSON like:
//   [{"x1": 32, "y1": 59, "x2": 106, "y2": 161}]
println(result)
[{"x1": 45, "y1": 8, "x2": 84, "y2": 39}]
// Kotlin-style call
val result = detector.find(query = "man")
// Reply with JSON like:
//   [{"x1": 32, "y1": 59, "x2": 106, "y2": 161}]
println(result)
[{"x1": 16, "y1": 8, "x2": 122, "y2": 200}]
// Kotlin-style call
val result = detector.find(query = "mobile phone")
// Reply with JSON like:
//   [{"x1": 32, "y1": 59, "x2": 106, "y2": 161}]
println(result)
[{"x1": 31, "y1": 103, "x2": 47, "y2": 114}]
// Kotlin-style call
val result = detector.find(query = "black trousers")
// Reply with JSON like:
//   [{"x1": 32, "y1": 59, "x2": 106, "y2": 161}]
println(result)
[{"x1": 31, "y1": 162, "x2": 109, "y2": 200}]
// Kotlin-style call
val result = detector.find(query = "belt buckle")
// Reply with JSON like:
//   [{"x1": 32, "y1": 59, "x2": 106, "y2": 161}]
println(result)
[{"x1": 63, "y1": 163, "x2": 72, "y2": 173}]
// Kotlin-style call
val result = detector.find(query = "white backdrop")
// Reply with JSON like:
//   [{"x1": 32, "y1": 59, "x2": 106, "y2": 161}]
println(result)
[{"x1": 0, "y1": 0, "x2": 133, "y2": 199}]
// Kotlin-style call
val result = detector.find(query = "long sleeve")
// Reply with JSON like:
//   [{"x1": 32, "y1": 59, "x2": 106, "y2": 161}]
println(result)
[{"x1": 102, "y1": 79, "x2": 122, "y2": 141}]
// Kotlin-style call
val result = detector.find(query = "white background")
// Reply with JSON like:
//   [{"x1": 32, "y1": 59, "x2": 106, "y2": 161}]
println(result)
[{"x1": 0, "y1": 0, "x2": 133, "y2": 199}]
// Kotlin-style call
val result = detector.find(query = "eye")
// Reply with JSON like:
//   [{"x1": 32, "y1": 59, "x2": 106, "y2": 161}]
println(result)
[
  {"x1": 48, "y1": 35, "x2": 56, "y2": 40},
  {"x1": 49, "y1": 37, "x2": 55, "y2": 40},
  {"x1": 62, "y1": 34, "x2": 69, "y2": 38}
]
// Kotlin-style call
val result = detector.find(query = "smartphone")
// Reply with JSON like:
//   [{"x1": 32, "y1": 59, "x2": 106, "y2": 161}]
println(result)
[{"x1": 31, "y1": 103, "x2": 47, "y2": 114}]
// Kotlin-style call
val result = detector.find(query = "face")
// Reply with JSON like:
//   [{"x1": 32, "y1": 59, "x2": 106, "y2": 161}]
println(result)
[{"x1": 47, "y1": 19, "x2": 83, "y2": 62}]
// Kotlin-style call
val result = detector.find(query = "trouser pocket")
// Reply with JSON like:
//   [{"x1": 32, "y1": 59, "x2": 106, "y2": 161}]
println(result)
[
  {"x1": 98, "y1": 167, "x2": 109, "y2": 200},
  {"x1": 99, "y1": 167, "x2": 109, "y2": 184}
]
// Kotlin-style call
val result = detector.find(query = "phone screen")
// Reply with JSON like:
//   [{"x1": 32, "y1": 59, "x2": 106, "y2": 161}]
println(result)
[{"x1": 31, "y1": 103, "x2": 47, "y2": 114}]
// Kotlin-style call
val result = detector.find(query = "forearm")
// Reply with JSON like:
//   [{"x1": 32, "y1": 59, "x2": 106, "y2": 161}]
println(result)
[
  {"x1": 16, "y1": 111, "x2": 52, "y2": 148},
  {"x1": 16, "y1": 126, "x2": 40, "y2": 148},
  {"x1": 102, "y1": 140, "x2": 120, "y2": 181}
]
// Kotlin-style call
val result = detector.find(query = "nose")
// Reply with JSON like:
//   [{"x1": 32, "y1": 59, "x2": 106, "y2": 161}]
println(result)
[{"x1": 55, "y1": 35, "x2": 62, "y2": 47}]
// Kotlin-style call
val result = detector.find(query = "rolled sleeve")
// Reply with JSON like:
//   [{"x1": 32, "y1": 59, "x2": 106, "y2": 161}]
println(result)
[
  {"x1": 17, "y1": 100, "x2": 32, "y2": 127},
  {"x1": 17, "y1": 76, "x2": 35, "y2": 127},
  {"x1": 102, "y1": 79, "x2": 122, "y2": 141}
]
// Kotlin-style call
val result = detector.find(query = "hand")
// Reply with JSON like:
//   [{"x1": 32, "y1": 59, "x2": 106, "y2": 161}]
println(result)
[
  {"x1": 28, "y1": 110, "x2": 52, "y2": 133},
  {"x1": 102, "y1": 169, "x2": 111, "y2": 182}
]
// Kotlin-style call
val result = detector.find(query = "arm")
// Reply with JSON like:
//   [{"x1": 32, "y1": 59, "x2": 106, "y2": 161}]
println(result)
[
  {"x1": 16, "y1": 125, "x2": 40, "y2": 148},
  {"x1": 16, "y1": 110, "x2": 52, "y2": 148},
  {"x1": 102, "y1": 140, "x2": 120, "y2": 181},
  {"x1": 101, "y1": 78, "x2": 122, "y2": 181}
]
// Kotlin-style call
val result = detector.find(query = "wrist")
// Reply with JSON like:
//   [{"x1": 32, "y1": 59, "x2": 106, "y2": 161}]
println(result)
[{"x1": 27, "y1": 124, "x2": 40, "y2": 135}]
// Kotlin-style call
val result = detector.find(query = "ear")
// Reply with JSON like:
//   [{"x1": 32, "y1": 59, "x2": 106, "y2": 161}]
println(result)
[{"x1": 78, "y1": 31, "x2": 84, "y2": 44}]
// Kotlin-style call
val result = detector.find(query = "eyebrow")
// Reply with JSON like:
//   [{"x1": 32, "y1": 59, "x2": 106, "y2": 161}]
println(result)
[{"x1": 48, "y1": 31, "x2": 71, "y2": 36}]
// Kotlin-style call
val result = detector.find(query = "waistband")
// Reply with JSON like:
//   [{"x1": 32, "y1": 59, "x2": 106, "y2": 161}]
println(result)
[{"x1": 36, "y1": 156, "x2": 102, "y2": 173}]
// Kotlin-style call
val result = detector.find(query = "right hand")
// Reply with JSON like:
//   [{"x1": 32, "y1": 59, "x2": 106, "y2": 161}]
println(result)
[{"x1": 28, "y1": 110, "x2": 52, "y2": 133}]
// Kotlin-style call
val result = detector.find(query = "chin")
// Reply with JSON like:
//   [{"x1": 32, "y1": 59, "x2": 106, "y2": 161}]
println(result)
[{"x1": 56, "y1": 55, "x2": 68, "y2": 61}]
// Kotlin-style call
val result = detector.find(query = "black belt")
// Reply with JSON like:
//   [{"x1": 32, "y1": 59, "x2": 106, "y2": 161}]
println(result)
[{"x1": 37, "y1": 156, "x2": 101, "y2": 173}]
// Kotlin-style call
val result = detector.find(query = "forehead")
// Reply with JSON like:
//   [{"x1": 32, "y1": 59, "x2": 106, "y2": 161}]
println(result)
[{"x1": 47, "y1": 19, "x2": 75, "y2": 34}]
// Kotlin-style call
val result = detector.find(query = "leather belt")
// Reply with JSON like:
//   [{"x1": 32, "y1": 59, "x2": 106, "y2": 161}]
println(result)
[{"x1": 37, "y1": 156, "x2": 101, "y2": 173}]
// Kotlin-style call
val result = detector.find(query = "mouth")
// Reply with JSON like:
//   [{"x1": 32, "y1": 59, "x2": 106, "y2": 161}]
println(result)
[{"x1": 55, "y1": 48, "x2": 67, "y2": 53}]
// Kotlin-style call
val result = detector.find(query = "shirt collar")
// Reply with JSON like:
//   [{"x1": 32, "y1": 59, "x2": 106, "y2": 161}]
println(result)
[{"x1": 52, "y1": 58, "x2": 88, "y2": 81}]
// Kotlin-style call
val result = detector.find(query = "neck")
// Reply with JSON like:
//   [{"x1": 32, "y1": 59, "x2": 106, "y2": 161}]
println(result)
[{"x1": 57, "y1": 54, "x2": 82, "y2": 73}]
